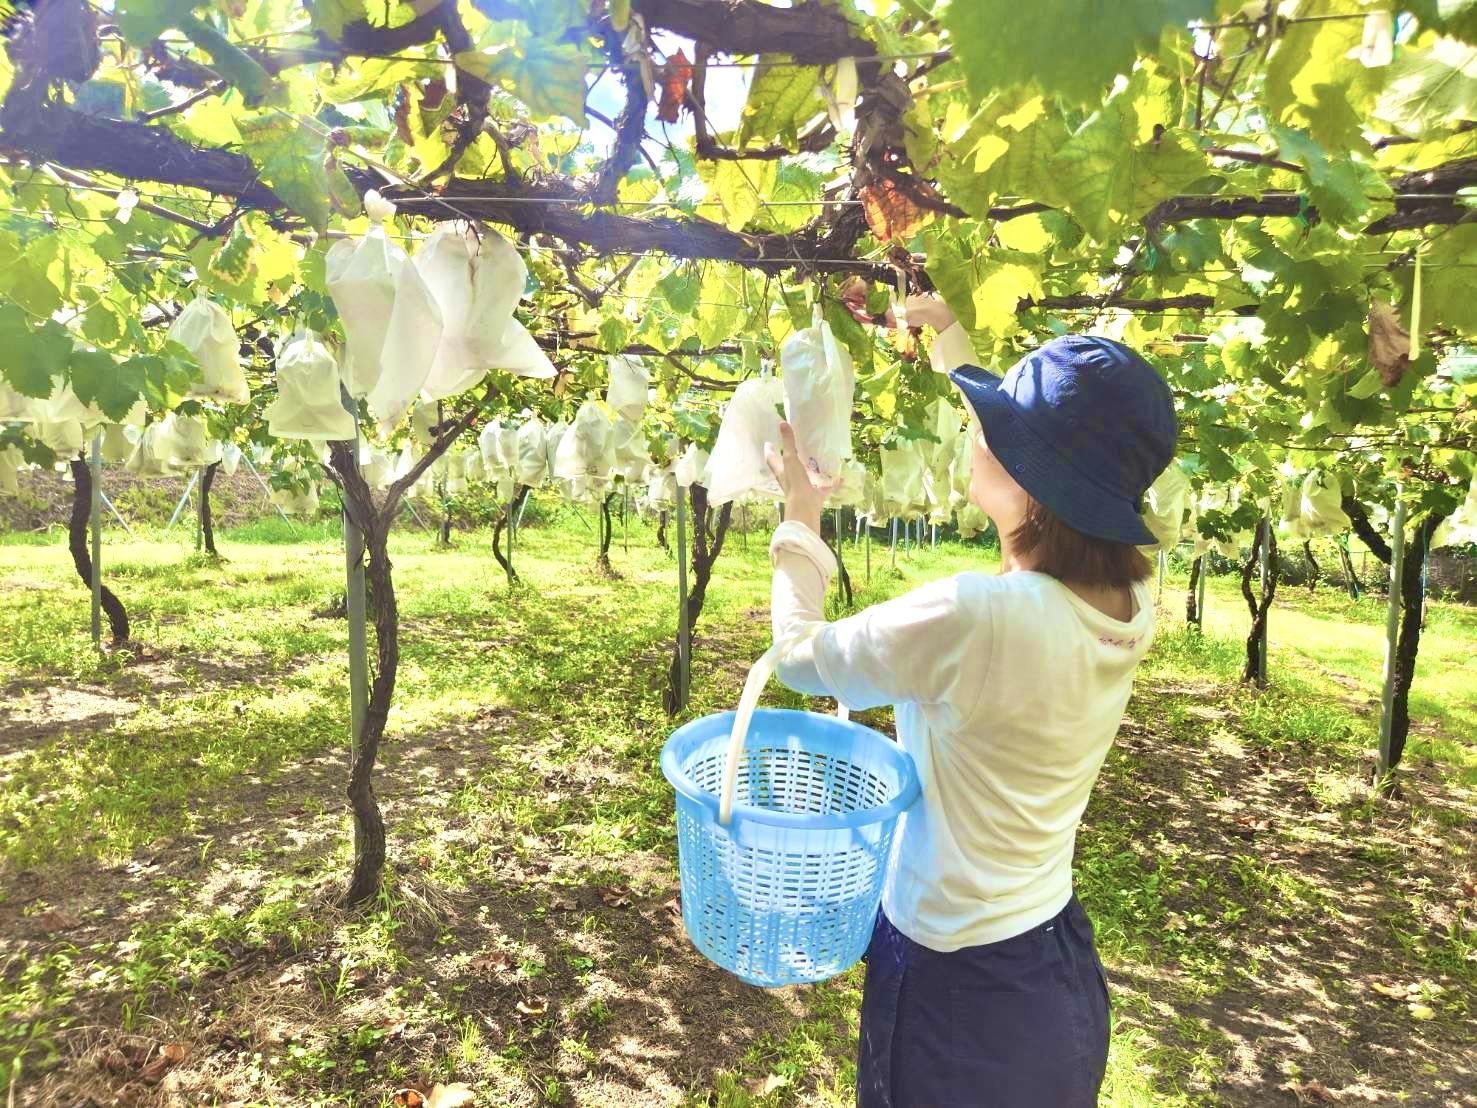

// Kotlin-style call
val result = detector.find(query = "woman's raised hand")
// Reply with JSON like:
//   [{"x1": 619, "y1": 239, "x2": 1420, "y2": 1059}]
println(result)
[{"x1": 764, "y1": 421, "x2": 826, "y2": 535}]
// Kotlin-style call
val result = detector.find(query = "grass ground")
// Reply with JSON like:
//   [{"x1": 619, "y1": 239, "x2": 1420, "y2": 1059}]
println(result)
[{"x1": 1, "y1": 504, "x2": 1473, "y2": 1107}]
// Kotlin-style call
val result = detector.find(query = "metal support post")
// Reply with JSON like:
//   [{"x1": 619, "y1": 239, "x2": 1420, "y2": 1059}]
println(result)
[
  {"x1": 241, "y1": 453, "x2": 296, "y2": 530},
  {"x1": 164, "y1": 469, "x2": 201, "y2": 531},
  {"x1": 89, "y1": 432, "x2": 102, "y2": 650},
  {"x1": 1258, "y1": 512, "x2": 1271, "y2": 685},
  {"x1": 100, "y1": 490, "x2": 134, "y2": 538},
  {"x1": 676, "y1": 489, "x2": 691, "y2": 711},
  {"x1": 340, "y1": 392, "x2": 369, "y2": 795},
  {"x1": 1196, "y1": 555, "x2": 1207, "y2": 631},
  {"x1": 1377, "y1": 494, "x2": 1407, "y2": 781}
]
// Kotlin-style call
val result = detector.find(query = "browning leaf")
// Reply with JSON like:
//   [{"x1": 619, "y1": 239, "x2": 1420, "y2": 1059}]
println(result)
[
  {"x1": 394, "y1": 85, "x2": 415, "y2": 145},
  {"x1": 656, "y1": 48, "x2": 691, "y2": 124},
  {"x1": 859, "y1": 180, "x2": 933, "y2": 243},
  {"x1": 421, "y1": 76, "x2": 448, "y2": 111},
  {"x1": 427, "y1": 1083, "x2": 477, "y2": 1108},
  {"x1": 1368, "y1": 298, "x2": 1411, "y2": 388},
  {"x1": 137, "y1": 1041, "x2": 189, "y2": 1085}
]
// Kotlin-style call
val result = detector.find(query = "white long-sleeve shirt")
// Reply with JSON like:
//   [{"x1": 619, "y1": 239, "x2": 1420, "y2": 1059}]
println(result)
[{"x1": 768, "y1": 324, "x2": 1155, "y2": 951}]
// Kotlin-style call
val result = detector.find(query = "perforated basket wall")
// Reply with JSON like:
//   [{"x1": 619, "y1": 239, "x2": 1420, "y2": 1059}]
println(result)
[{"x1": 662, "y1": 709, "x2": 919, "y2": 987}]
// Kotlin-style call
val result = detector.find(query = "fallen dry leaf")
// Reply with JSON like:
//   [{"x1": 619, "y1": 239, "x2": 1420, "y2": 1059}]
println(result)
[
  {"x1": 379, "y1": 1011, "x2": 409, "y2": 1038},
  {"x1": 1408, "y1": 1002, "x2": 1436, "y2": 1020},
  {"x1": 747, "y1": 1072, "x2": 790, "y2": 1096},
  {"x1": 137, "y1": 1041, "x2": 189, "y2": 1085},
  {"x1": 1370, "y1": 981, "x2": 1406, "y2": 999},
  {"x1": 515, "y1": 997, "x2": 548, "y2": 1018},
  {"x1": 273, "y1": 965, "x2": 306, "y2": 987},
  {"x1": 470, "y1": 951, "x2": 514, "y2": 974},
  {"x1": 549, "y1": 895, "x2": 577, "y2": 912},
  {"x1": 1280, "y1": 1079, "x2": 1340, "y2": 1103},
  {"x1": 427, "y1": 1083, "x2": 477, "y2": 1108},
  {"x1": 36, "y1": 907, "x2": 82, "y2": 931},
  {"x1": 599, "y1": 886, "x2": 632, "y2": 908},
  {"x1": 392, "y1": 1089, "x2": 427, "y2": 1108}
]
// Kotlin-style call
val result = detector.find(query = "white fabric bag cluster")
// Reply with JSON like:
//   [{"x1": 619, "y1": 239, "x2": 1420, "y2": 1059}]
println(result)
[
  {"x1": 361, "y1": 445, "x2": 393, "y2": 489},
  {"x1": 1432, "y1": 474, "x2": 1477, "y2": 549},
  {"x1": 221, "y1": 442, "x2": 243, "y2": 476},
  {"x1": 780, "y1": 312, "x2": 855, "y2": 486},
  {"x1": 414, "y1": 224, "x2": 556, "y2": 398},
  {"x1": 612, "y1": 417, "x2": 649, "y2": 482},
  {"x1": 100, "y1": 423, "x2": 135, "y2": 465},
  {"x1": 155, "y1": 412, "x2": 221, "y2": 468},
  {"x1": 554, "y1": 401, "x2": 615, "y2": 479},
  {"x1": 271, "y1": 483, "x2": 320, "y2": 517},
  {"x1": 1299, "y1": 471, "x2": 1350, "y2": 536},
  {"x1": 704, "y1": 375, "x2": 783, "y2": 507},
  {"x1": 516, "y1": 416, "x2": 549, "y2": 486},
  {"x1": 542, "y1": 419, "x2": 568, "y2": 476},
  {"x1": 827, "y1": 460, "x2": 867, "y2": 509},
  {"x1": 1141, "y1": 463, "x2": 1190, "y2": 549},
  {"x1": 266, "y1": 331, "x2": 356, "y2": 441},
  {"x1": 0, "y1": 445, "x2": 22, "y2": 495},
  {"x1": 674, "y1": 443, "x2": 709, "y2": 489},
  {"x1": 124, "y1": 423, "x2": 177, "y2": 476},
  {"x1": 326, "y1": 192, "x2": 443, "y2": 433},
  {"x1": 606, "y1": 355, "x2": 650, "y2": 423},
  {"x1": 169, "y1": 295, "x2": 249, "y2": 405},
  {"x1": 881, "y1": 440, "x2": 925, "y2": 517}
]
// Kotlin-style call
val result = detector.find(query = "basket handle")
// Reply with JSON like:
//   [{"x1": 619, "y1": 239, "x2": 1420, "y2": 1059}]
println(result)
[{"x1": 718, "y1": 644, "x2": 848, "y2": 826}]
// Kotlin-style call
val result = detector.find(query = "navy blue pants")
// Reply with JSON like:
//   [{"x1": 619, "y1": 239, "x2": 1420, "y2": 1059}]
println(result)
[{"x1": 856, "y1": 896, "x2": 1110, "y2": 1107}]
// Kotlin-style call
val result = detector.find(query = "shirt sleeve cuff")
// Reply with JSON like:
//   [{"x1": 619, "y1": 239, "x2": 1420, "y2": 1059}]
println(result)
[
  {"x1": 929, "y1": 321, "x2": 980, "y2": 375},
  {"x1": 770, "y1": 520, "x2": 838, "y2": 580}
]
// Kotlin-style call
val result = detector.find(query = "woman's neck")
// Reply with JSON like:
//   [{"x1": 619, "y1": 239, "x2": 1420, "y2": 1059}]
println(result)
[{"x1": 998, "y1": 536, "x2": 1036, "y2": 575}]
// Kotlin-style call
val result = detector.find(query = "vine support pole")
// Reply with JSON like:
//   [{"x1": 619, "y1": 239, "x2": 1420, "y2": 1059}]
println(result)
[
  {"x1": 623, "y1": 485, "x2": 629, "y2": 555},
  {"x1": 675, "y1": 488, "x2": 691, "y2": 712},
  {"x1": 1377, "y1": 494, "x2": 1407, "y2": 784},
  {"x1": 194, "y1": 466, "x2": 206, "y2": 553},
  {"x1": 1258, "y1": 512, "x2": 1271, "y2": 686},
  {"x1": 890, "y1": 518, "x2": 898, "y2": 568},
  {"x1": 341, "y1": 394, "x2": 370, "y2": 815},
  {"x1": 865, "y1": 518, "x2": 871, "y2": 582},
  {"x1": 1196, "y1": 555, "x2": 1207, "y2": 631},
  {"x1": 1157, "y1": 549, "x2": 1167, "y2": 604},
  {"x1": 241, "y1": 453, "x2": 296, "y2": 531},
  {"x1": 89, "y1": 431, "x2": 102, "y2": 651},
  {"x1": 164, "y1": 469, "x2": 201, "y2": 531}
]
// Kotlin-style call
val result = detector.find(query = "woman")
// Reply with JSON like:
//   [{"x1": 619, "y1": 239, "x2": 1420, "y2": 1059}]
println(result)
[{"x1": 763, "y1": 298, "x2": 1177, "y2": 1106}]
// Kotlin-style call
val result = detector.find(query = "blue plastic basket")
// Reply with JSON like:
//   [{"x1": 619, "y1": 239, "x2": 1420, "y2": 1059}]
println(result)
[{"x1": 661, "y1": 673, "x2": 919, "y2": 987}]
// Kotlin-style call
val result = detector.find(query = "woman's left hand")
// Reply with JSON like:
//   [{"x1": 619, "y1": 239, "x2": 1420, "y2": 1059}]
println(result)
[{"x1": 765, "y1": 421, "x2": 826, "y2": 535}]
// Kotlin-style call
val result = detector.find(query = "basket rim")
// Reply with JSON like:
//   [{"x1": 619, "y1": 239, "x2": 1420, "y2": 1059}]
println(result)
[{"x1": 660, "y1": 707, "x2": 921, "y2": 830}]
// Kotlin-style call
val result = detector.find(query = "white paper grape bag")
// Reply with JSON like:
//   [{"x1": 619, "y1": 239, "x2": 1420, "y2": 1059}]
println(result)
[
  {"x1": 417, "y1": 225, "x2": 535, "y2": 399},
  {"x1": 1432, "y1": 474, "x2": 1477, "y2": 549},
  {"x1": 265, "y1": 332, "x2": 356, "y2": 441},
  {"x1": 100, "y1": 423, "x2": 135, "y2": 465},
  {"x1": 158, "y1": 412, "x2": 221, "y2": 468},
  {"x1": 516, "y1": 416, "x2": 548, "y2": 486},
  {"x1": 675, "y1": 443, "x2": 709, "y2": 489},
  {"x1": 368, "y1": 236, "x2": 444, "y2": 434},
  {"x1": 220, "y1": 442, "x2": 243, "y2": 476},
  {"x1": 325, "y1": 191, "x2": 400, "y2": 398},
  {"x1": 542, "y1": 419, "x2": 568, "y2": 475},
  {"x1": 705, "y1": 375, "x2": 783, "y2": 507},
  {"x1": 612, "y1": 416, "x2": 649, "y2": 482},
  {"x1": 1299, "y1": 470, "x2": 1350, "y2": 536},
  {"x1": 0, "y1": 445, "x2": 22, "y2": 495},
  {"x1": 169, "y1": 295, "x2": 249, "y2": 405},
  {"x1": 881, "y1": 440, "x2": 925, "y2": 517},
  {"x1": 554, "y1": 401, "x2": 614, "y2": 479},
  {"x1": 828, "y1": 460, "x2": 866, "y2": 509},
  {"x1": 124, "y1": 423, "x2": 175, "y2": 477},
  {"x1": 780, "y1": 312, "x2": 855, "y2": 486},
  {"x1": 606, "y1": 355, "x2": 650, "y2": 423},
  {"x1": 1142, "y1": 463, "x2": 1190, "y2": 549}
]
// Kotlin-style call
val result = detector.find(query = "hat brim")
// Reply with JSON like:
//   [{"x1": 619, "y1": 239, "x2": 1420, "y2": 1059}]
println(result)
[{"x1": 949, "y1": 365, "x2": 1158, "y2": 546}]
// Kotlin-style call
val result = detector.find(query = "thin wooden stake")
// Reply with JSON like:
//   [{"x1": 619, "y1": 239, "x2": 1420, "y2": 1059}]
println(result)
[
  {"x1": 340, "y1": 392, "x2": 369, "y2": 796},
  {"x1": 1258, "y1": 512, "x2": 1271, "y2": 685}
]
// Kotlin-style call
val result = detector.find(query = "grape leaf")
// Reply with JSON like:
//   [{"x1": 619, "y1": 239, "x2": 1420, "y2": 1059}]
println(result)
[
  {"x1": 1374, "y1": 37, "x2": 1477, "y2": 136},
  {"x1": 1405, "y1": 0, "x2": 1477, "y2": 44},
  {"x1": 697, "y1": 157, "x2": 776, "y2": 231},
  {"x1": 1270, "y1": 127, "x2": 1374, "y2": 228},
  {"x1": 739, "y1": 58, "x2": 823, "y2": 146},
  {"x1": 971, "y1": 252, "x2": 1043, "y2": 342},
  {"x1": 1264, "y1": 0, "x2": 1386, "y2": 148},
  {"x1": 695, "y1": 265, "x2": 743, "y2": 348},
  {"x1": 1049, "y1": 99, "x2": 1211, "y2": 242},
  {"x1": 238, "y1": 114, "x2": 333, "y2": 231},
  {"x1": 941, "y1": 0, "x2": 1212, "y2": 106},
  {"x1": 312, "y1": 0, "x2": 368, "y2": 39},
  {"x1": 68, "y1": 349, "x2": 138, "y2": 421},
  {"x1": 0, "y1": 307, "x2": 53, "y2": 398},
  {"x1": 455, "y1": 40, "x2": 588, "y2": 126}
]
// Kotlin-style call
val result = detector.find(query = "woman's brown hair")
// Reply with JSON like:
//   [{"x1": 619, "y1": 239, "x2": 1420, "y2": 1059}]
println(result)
[{"x1": 1010, "y1": 496, "x2": 1153, "y2": 589}]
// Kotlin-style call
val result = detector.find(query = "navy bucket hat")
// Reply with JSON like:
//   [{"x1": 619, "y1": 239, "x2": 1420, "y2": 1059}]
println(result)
[{"x1": 949, "y1": 335, "x2": 1177, "y2": 546}]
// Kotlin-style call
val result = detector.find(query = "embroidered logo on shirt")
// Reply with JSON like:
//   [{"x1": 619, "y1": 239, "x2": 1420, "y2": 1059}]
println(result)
[{"x1": 1099, "y1": 634, "x2": 1141, "y2": 648}]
